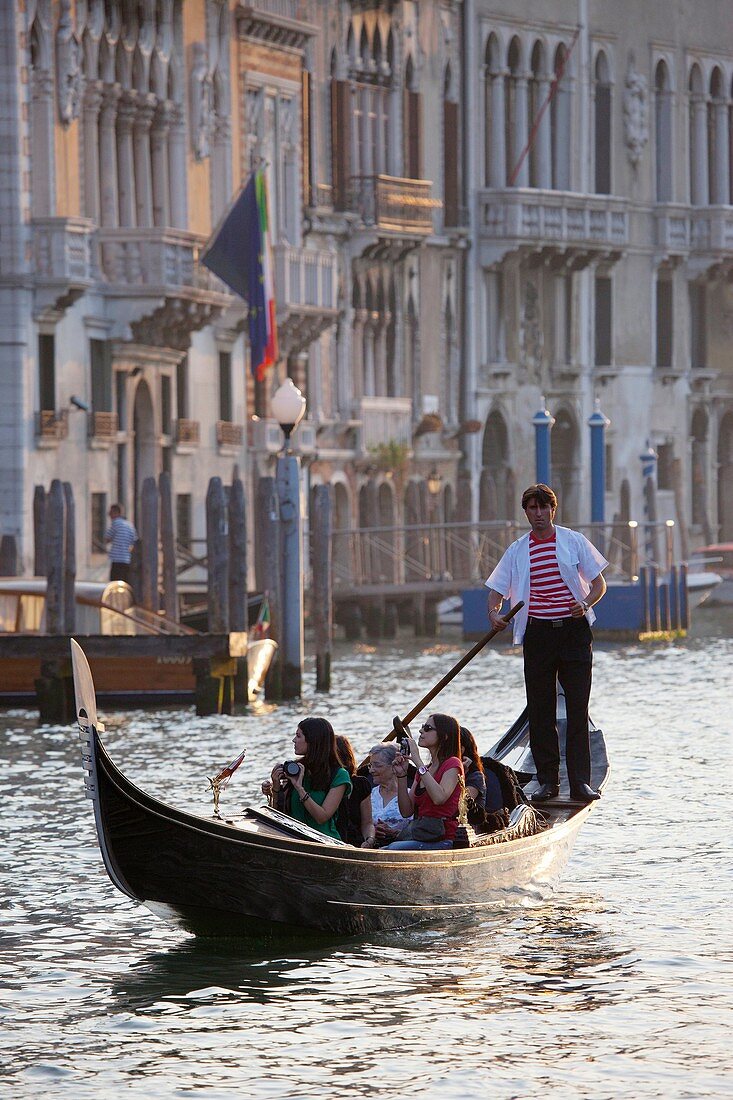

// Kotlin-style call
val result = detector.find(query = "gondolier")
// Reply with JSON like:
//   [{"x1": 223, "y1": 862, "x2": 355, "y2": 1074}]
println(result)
[{"x1": 485, "y1": 484, "x2": 608, "y2": 805}]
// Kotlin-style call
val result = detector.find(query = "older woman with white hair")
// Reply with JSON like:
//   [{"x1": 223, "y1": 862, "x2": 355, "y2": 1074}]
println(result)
[{"x1": 362, "y1": 742, "x2": 412, "y2": 848}]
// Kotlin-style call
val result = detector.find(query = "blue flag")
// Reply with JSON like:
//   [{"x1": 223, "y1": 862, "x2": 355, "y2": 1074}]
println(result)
[{"x1": 201, "y1": 172, "x2": 276, "y2": 379}]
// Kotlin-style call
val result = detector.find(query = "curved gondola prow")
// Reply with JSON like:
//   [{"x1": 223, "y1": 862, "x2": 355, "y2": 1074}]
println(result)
[{"x1": 70, "y1": 639, "x2": 137, "y2": 902}]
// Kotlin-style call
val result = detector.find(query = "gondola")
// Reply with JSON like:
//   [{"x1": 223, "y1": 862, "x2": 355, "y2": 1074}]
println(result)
[{"x1": 71, "y1": 639, "x2": 609, "y2": 937}]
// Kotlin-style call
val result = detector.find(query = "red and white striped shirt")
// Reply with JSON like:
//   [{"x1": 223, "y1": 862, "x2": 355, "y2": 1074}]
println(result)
[{"x1": 528, "y1": 531, "x2": 575, "y2": 618}]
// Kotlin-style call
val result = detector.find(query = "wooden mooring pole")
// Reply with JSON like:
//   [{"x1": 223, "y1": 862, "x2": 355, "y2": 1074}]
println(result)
[
  {"x1": 37, "y1": 479, "x2": 74, "y2": 724},
  {"x1": 257, "y1": 476, "x2": 282, "y2": 701},
  {"x1": 228, "y1": 473, "x2": 249, "y2": 704},
  {"x1": 159, "y1": 471, "x2": 178, "y2": 622}
]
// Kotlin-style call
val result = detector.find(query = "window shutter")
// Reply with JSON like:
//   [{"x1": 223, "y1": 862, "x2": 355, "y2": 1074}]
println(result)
[
  {"x1": 443, "y1": 100, "x2": 459, "y2": 225},
  {"x1": 331, "y1": 79, "x2": 351, "y2": 209}
]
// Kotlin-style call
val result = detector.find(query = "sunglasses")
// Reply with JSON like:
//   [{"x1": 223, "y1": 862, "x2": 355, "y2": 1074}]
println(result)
[{"x1": 420, "y1": 722, "x2": 436, "y2": 732}]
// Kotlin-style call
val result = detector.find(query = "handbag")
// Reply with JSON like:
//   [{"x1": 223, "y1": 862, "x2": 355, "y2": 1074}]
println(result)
[{"x1": 397, "y1": 816, "x2": 446, "y2": 843}]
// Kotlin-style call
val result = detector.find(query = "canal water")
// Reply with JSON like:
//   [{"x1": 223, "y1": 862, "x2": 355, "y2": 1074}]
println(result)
[{"x1": 1, "y1": 610, "x2": 732, "y2": 1098}]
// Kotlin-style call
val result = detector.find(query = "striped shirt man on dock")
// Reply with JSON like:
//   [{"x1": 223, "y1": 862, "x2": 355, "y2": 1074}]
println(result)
[{"x1": 105, "y1": 505, "x2": 138, "y2": 585}]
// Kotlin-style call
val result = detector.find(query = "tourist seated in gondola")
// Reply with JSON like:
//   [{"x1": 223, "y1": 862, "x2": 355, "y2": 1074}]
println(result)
[
  {"x1": 459, "y1": 725, "x2": 529, "y2": 832},
  {"x1": 268, "y1": 717, "x2": 352, "y2": 841},
  {"x1": 384, "y1": 712, "x2": 464, "y2": 851},
  {"x1": 362, "y1": 742, "x2": 412, "y2": 848},
  {"x1": 335, "y1": 734, "x2": 375, "y2": 847}
]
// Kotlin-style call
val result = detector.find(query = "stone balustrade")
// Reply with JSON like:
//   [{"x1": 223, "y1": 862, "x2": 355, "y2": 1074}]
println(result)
[
  {"x1": 97, "y1": 227, "x2": 223, "y2": 293},
  {"x1": 273, "y1": 245, "x2": 336, "y2": 312},
  {"x1": 477, "y1": 189, "x2": 628, "y2": 257}
]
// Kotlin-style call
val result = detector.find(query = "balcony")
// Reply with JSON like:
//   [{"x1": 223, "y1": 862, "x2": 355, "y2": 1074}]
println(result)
[
  {"x1": 88, "y1": 411, "x2": 118, "y2": 444},
  {"x1": 98, "y1": 228, "x2": 231, "y2": 348},
  {"x1": 216, "y1": 421, "x2": 244, "y2": 450},
  {"x1": 36, "y1": 409, "x2": 69, "y2": 446},
  {"x1": 357, "y1": 397, "x2": 412, "y2": 455},
  {"x1": 273, "y1": 245, "x2": 338, "y2": 356},
  {"x1": 477, "y1": 189, "x2": 628, "y2": 268},
  {"x1": 655, "y1": 204, "x2": 733, "y2": 277},
  {"x1": 175, "y1": 419, "x2": 200, "y2": 446},
  {"x1": 348, "y1": 175, "x2": 441, "y2": 248},
  {"x1": 31, "y1": 217, "x2": 96, "y2": 316}
]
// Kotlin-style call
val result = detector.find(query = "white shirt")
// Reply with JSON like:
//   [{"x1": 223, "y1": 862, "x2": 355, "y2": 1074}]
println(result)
[
  {"x1": 370, "y1": 785, "x2": 411, "y2": 831},
  {"x1": 484, "y1": 525, "x2": 609, "y2": 644}
]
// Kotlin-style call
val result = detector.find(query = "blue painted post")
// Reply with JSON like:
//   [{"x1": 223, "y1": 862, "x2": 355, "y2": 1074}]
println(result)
[
  {"x1": 640, "y1": 442, "x2": 658, "y2": 564},
  {"x1": 532, "y1": 398, "x2": 555, "y2": 485},
  {"x1": 588, "y1": 399, "x2": 610, "y2": 524},
  {"x1": 678, "y1": 561, "x2": 689, "y2": 632},
  {"x1": 640, "y1": 565, "x2": 650, "y2": 633}
]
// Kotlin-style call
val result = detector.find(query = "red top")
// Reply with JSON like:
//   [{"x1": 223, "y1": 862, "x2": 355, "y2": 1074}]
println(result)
[
  {"x1": 414, "y1": 756, "x2": 464, "y2": 840},
  {"x1": 528, "y1": 531, "x2": 575, "y2": 618}
]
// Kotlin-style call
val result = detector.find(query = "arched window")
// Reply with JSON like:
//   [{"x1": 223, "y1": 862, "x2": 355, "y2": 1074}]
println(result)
[
  {"x1": 708, "y1": 68, "x2": 729, "y2": 205},
  {"x1": 551, "y1": 42, "x2": 572, "y2": 190},
  {"x1": 404, "y1": 56, "x2": 422, "y2": 178},
  {"x1": 654, "y1": 60, "x2": 673, "y2": 202},
  {"x1": 443, "y1": 63, "x2": 459, "y2": 225},
  {"x1": 688, "y1": 65, "x2": 707, "y2": 205},
  {"x1": 484, "y1": 34, "x2": 504, "y2": 187},
  {"x1": 529, "y1": 41, "x2": 551, "y2": 189},
  {"x1": 593, "y1": 52, "x2": 612, "y2": 194},
  {"x1": 29, "y1": 12, "x2": 55, "y2": 218},
  {"x1": 505, "y1": 37, "x2": 526, "y2": 186}
]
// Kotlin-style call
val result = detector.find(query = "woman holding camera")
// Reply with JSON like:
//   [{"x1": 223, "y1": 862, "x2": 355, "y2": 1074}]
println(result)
[
  {"x1": 269, "y1": 717, "x2": 352, "y2": 841},
  {"x1": 384, "y1": 712, "x2": 464, "y2": 851}
]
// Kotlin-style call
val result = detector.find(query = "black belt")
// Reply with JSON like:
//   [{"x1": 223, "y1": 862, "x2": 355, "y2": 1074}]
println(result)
[{"x1": 527, "y1": 616, "x2": 573, "y2": 627}]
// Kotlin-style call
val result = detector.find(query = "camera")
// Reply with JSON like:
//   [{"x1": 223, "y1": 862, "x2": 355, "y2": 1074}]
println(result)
[
  {"x1": 398, "y1": 738, "x2": 410, "y2": 756},
  {"x1": 281, "y1": 760, "x2": 301, "y2": 778}
]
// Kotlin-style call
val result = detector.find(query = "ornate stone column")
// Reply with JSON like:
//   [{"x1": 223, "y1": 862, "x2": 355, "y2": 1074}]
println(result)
[
  {"x1": 133, "y1": 95, "x2": 156, "y2": 228},
  {"x1": 116, "y1": 92, "x2": 137, "y2": 226},
  {"x1": 99, "y1": 83, "x2": 121, "y2": 227},
  {"x1": 168, "y1": 102, "x2": 187, "y2": 227},
  {"x1": 512, "y1": 72, "x2": 530, "y2": 187},
  {"x1": 363, "y1": 317, "x2": 376, "y2": 397},
  {"x1": 151, "y1": 101, "x2": 172, "y2": 227},
  {"x1": 82, "y1": 81, "x2": 103, "y2": 223},
  {"x1": 690, "y1": 93, "x2": 708, "y2": 206},
  {"x1": 375, "y1": 313, "x2": 389, "y2": 396},
  {"x1": 31, "y1": 69, "x2": 55, "y2": 216},
  {"x1": 535, "y1": 76, "x2": 552, "y2": 189},
  {"x1": 488, "y1": 70, "x2": 506, "y2": 187}
]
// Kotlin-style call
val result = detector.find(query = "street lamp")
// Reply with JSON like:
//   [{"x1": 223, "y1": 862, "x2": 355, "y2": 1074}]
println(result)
[
  {"x1": 426, "y1": 468, "x2": 442, "y2": 497},
  {"x1": 271, "y1": 377, "x2": 307, "y2": 698},
  {"x1": 271, "y1": 377, "x2": 306, "y2": 447}
]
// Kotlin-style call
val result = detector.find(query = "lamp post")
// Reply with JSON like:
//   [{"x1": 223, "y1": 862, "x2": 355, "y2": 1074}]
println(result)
[
  {"x1": 272, "y1": 378, "x2": 306, "y2": 699},
  {"x1": 588, "y1": 398, "x2": 610, "y2": 525},
  {"x1": 532, "y1": 397, "x2": 555, "y2": 485}
]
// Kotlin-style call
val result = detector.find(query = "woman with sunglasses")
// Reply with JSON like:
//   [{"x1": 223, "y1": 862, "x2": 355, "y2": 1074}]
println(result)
[
  {"x1": 384, "y1": 712, "x2": 464, "y2": 850},
  {"x1": 269, "y1": 717, "x2": 352, "y2": 841}
]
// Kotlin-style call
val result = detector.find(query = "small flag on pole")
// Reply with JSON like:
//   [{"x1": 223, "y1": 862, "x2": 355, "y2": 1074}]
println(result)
[{"x1": 201, "y1": 169, "x2": 278, "y2": 381}]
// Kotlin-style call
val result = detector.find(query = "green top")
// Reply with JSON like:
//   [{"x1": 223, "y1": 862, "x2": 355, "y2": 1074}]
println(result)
[{"x1": 289, "y1": 767, "x2": 352, "y2": 841}]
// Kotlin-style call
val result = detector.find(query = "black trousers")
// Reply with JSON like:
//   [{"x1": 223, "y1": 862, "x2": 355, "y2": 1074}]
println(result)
[
  {"x1": 110, "y1": 562, "x2": 131, "y2": 584},
  {"x1": 523, "y1": 616, "x2": 593, "y2": 789}
]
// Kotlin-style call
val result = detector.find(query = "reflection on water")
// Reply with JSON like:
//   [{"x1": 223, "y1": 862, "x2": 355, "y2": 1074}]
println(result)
[{"x1": 1, "y1": 626, "x2": 732, "y2": 1098}]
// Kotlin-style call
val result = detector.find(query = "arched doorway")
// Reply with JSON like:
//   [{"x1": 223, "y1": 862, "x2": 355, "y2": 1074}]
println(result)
[
  {"x1": 551, "y1": 407, "x2": 579, "y2": 524},
  {"x1": 480, "y1": 409, "x2": 510, "y2": 520},
  {"x1": 332, "y1": 482, "x2": 352, "y2": 583},
  {"x1": 691, "y1": 408, "x2": 712, "y2": 543},
  {"x1": 717, "y1": 412, "x2": 733, "y2": 541},
  {"x1": 133, "y1": 380, "x2": 156, "y2": 523},
  {"x1": 378, "y1": 481, "x2": 395, "y2": 581}
]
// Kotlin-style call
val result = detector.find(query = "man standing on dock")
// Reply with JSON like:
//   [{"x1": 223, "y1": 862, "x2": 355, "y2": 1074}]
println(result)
[
  {"x1": 105, "y1": 504, "x2": 138, "y2": 585},
  {"x1": 485, "y1": 484, "x2": 608, "y2": 805}
]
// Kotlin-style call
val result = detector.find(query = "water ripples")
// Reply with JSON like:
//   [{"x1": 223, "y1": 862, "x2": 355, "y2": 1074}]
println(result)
[{"x1": 1, "y1": 628, "x2": 732, "y2": 1097}]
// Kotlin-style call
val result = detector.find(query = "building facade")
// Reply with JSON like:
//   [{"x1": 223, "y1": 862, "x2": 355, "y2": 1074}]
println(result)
[
  {"x1": 465, "y1": 0, "x2": 733, "y2": 549},
  {"x1": 0, "y1": 0, "x2": 731, "y2": 589}
]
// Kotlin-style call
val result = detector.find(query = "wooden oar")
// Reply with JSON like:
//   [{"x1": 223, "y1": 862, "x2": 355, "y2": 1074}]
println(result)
[{"x1": 385, "y1": 600, "x2": 524, "y2": 745}]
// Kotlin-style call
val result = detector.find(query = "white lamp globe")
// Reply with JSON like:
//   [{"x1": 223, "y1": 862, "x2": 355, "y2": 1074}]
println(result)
[{"x1": 271, "y1": 378, "x2": 306, "y2": 441}]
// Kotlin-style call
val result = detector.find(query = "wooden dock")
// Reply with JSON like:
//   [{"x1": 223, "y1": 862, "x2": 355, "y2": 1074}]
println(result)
[{"x1": 0, "y1": 632, "x2": 248, "y2": 722}]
